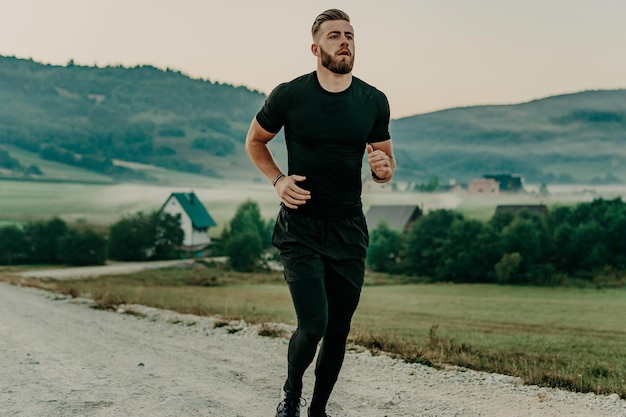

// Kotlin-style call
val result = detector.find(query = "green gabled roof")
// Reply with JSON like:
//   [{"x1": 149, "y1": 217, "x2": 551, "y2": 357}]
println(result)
[{"x1": 169, "y1": 192, "x2": 217, "y2": 229}]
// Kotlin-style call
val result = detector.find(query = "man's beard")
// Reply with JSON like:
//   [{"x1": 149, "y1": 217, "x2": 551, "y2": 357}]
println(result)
[{"x1": 320, "y1": 47, "x2": 354, "y2": 74}]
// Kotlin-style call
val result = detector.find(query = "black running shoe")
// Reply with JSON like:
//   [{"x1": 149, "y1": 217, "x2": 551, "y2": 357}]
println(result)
[{"x1": 276, "y1": 391, "x2": 305, "y2": 417}]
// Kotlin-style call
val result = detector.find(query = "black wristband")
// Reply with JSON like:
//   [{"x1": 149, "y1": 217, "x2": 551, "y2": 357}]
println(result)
[
  {"x1": 371, "y1": 170, "x2": 387, "y2": 181},
  {"x1": 272, "y1": 173, "x2": 285, "y2": 186}
]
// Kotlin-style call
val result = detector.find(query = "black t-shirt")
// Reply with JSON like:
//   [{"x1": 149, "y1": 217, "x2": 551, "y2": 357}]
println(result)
[{"x1": 256, "y1": 72, "x2": 390, "y2": 219}]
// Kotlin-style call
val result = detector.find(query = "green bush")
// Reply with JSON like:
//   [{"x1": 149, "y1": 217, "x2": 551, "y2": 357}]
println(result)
[
  {"x1": 108, "y1": 211, "x2": 183, "y2": 261},
  {"x1": 0, "y1": 225, "x2": 27, "y2": 265},
  {"x1": 367, "y1": 222, "x2": 402, "y2": 273},
  {"x1": 221, "y1": 200, "x2": 268, "y2": 272},
  {"x1": 381, "y1": 198, "x2": 626, "y2": 286},
  {"x1": 57, "y1": 229, "x2": 107, "y2": 266}
]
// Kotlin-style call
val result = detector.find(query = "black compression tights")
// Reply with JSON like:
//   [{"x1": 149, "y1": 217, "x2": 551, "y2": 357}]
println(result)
[{"x1": 283, "y1": 277, "x2": 361, "y2": 414}]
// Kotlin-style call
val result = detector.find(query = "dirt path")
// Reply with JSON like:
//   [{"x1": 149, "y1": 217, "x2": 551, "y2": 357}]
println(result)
[
  {"x1": 1, "y1": 282, "x2": 625, "y2": 417},
  {"x1": 18, "y1": 259, "x2": 196, "y2": 280}
]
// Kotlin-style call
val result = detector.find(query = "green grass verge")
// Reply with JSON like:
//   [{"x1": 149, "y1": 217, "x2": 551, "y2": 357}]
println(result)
[
  {"x1": 3, "y1": 264, "x2": 624, "y2": 398},
  {"x1": 352, "y1": 283, "x2": 625, "y2": 397}
]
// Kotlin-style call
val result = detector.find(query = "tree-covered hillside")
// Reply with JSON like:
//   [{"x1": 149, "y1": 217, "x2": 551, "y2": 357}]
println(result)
[
  {"x1": 0, "y1": 55, "x2": 266, "y2": 181},
  {"x1": 1, "y1": 55, "x2": 625, "y2": 185},
  {"x1": 390, "y1": 90, "x2": 626, "y2": 184}
]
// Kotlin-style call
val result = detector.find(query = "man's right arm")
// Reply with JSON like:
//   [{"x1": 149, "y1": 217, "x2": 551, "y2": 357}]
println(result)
[
  {"x1": 244, "y1": 118, "x2": 282, "y2": 184},
  {"x1": 244, "y1": 118, "x2": 310, "y2": 209}
]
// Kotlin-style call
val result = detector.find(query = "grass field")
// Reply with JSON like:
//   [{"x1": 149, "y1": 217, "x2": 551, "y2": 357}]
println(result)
[{"x1": 4, "y1": 265, "x2": 624, "y2": 398}]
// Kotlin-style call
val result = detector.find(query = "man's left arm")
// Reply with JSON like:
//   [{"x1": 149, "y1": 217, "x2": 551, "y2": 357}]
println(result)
[{"x1": 367, "y1": 139, "x2": 395, "y2": 183}]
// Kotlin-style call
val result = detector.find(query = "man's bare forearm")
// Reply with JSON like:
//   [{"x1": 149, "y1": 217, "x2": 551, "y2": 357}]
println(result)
[
  {"x1": 244, "y1": 118, "x2": 283, "y2": 184},
  {"x1": 246, "y1": 139, "x2": 283, "y2": 183}
]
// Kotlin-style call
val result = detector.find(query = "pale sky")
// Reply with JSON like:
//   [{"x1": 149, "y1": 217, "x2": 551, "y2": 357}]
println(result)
[{"x1": 1, "y1": 0, "x2": 625, "y2": 119}]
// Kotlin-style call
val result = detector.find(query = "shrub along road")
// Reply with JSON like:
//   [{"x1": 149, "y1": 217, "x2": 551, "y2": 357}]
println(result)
[{"x1": 1, "y1": 281, "x2": 625, "y2": 417}]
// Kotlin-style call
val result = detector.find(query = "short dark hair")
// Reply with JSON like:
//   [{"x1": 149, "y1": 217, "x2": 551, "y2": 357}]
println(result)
[{"x1": 311, "y1": 9, "x2": 350, "y2": 40}]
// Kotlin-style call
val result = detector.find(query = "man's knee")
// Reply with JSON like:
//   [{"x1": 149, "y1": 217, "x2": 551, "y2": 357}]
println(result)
[{"x1": 299, "y1": 313, "x2": 328, "y2": 342}]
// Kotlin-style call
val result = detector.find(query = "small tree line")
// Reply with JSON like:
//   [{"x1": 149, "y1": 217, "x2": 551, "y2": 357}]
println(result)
[
  {"x1": 0, "y1": 218, "x2": 106, "y2": 266},
  {"x1": 5, "y1": 198, "x2": 624, "y2": 284},
  {"x1": 0, "y1": 200, "x2": 269, "y2": 269},
  {"x1": 185, "y1": 197, "x2": 626, "y2": 283},
  {"x1": 368, "y1": 197, "x2": 626, "y2": 285},
  {"x1": 0, "y1": 211, "x2": 184, "y2": 266}
]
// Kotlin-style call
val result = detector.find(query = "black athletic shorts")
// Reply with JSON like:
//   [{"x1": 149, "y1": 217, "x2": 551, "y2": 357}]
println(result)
[{"x1": 272, "y1": 207, "x2": 369, "y2": 294}]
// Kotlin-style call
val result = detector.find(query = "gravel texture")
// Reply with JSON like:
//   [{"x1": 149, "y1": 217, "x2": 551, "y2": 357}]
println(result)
[{"x1": 1, "y1": 282, "x2": 625, "y2": 417}]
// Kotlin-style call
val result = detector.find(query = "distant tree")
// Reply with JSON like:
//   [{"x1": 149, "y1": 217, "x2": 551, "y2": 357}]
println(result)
[
  {"x1": 569, "y1": 221, "x2": 609, "y2": 271},
  {"x1": 158, "y1": 124, "x2": 186, "y2": 137},
  {"x1": 192, "y1": 116, "x2": 233, "y2": 136},
  {"x1": 151, "y1": 211, "x2": 184, "y2": 260},
  {"x1": 494, "y1": 252, "x2": 522, "y2": 285},
  {"x1": 108, "y1": 211, "x2": 183, "y2": 261},
  {"x1": 0, "y1": 225, "x2": 27, "y2": 265},
  {"x1": 367, "y1": 222, "x2": 402, "y2": 273},
  {"x1": 222, "y1": 200, "x2": 266, "y2": 271},
  {"x1": 606, "y1": 215, "x2": 626, "y2": 269},
  {"x1": 22, "y1": 218, "x2": 68, "y2": 263},
  {"x1": 228, "y1": 200, "x2": 266, "y2": 240},
  {"x1": 57, "y1": 229, "x2": 107, "y2": 266},
  {"x1": 39, "y1": 145, "x2": 76, "y2": 165},
  {"x1": 547, "y1": 198, "x2": 626, "y2": 273},
  {"x1": 550, "y1": 222, "x2": 575, "y2": 272},
  {"x1": 404, "y1": 209, "x2": 463, "y2": 278},
  {"x1": 155, "y1": 145, "x2": 176, "y2": 157},
  {"x1": 437, "y1": 218, "x2": 501, "y2": 283},
  {"x1": 24, "y1": 165, "x2": 43, "y2": 176},
  {"x1": 488, "y1": 211, "x2": 515, "y2": 232},
  {"x1": 191, "y1": 136, "x2": 236, "y2": 156},
  {"x1": 224, "y1": 230, "x2": 262, "y2": 272},
  {"x1": 0, "y1": 150, "x2": 22, "y2": 170},
  {"x1": 499, "y1": 213, "x2": 551, "y2": 284},
  {"x1": 108, "y1": 212, "x2": 154, "y2": 261}
]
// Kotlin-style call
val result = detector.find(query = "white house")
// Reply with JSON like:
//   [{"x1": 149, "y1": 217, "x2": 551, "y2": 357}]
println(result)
[{"x1": 160, "y1": 192, "x2": 217, "y2": 250}]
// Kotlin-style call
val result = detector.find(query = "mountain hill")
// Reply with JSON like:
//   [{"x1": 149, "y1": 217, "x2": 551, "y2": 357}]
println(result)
[
  {"x1": 391, "y1": 89, "x2": 626, "y2": 184},
  {"x1": 1, "y1": 55, "x2": 624, "y2": 185},
  {"x1": 0, "y1": 55, "x2": 266, "y2": 182}
]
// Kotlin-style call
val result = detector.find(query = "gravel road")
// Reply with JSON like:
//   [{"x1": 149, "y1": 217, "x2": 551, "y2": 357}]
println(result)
[
  {"x1": 1, "y1": 282, "x2": 625, "y2": 417},
  {"x1": 18, "y1": 259, "x2": 196, "y2": 280}
]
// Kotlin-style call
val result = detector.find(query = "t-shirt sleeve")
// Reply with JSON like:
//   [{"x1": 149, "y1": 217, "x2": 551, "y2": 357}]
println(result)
[
  {"x1": 255, "y1": 83, "x2": 288, "y2": 134},
  {"x1": 367, "y1": 91, "x2": 391, "y2": 143}
]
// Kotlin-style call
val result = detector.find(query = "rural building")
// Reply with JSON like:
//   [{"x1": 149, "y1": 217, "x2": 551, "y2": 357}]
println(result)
[
  {"x1": 365, "y1": 205, "x2": 422, "y2": 233},
  {"x1": 483, "y1": 174, "x2": 525, "y2": 193},
  {"x1": 495, "y1": 204, "x2": 548, "y2": 217},
  {"x1": 160, "y1": 192, "x2": 217, "y2": 250},
  {"x1": 468, "y1": 178, "x2": 500, "y2": 195}
]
